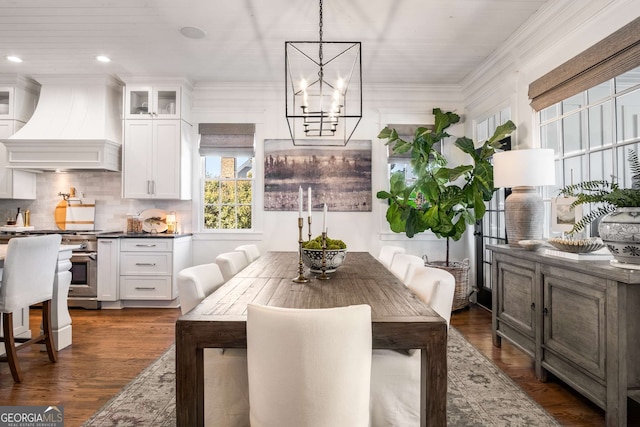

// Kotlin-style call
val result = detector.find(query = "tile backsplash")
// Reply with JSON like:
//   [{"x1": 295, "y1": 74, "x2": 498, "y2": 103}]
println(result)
[{"x1": 0, "y1": 172, "x2": 192, "y2": 232}]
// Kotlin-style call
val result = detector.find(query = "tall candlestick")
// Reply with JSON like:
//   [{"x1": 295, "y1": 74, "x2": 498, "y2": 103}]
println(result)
[
  {"x1": 308, "y1": 187, "x2": 312, "y2": 217},
  {"x1": 298, "y1": 186, "x2": 303, "y2": 218},
  {"x1": 323, "y1": 203, "x2": 327, "y2": 233}
]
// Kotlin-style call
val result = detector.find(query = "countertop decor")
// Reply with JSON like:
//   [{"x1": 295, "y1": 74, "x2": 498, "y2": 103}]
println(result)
[{"x1": 547, "y1": 237, "x2": 604, "y2": 254}]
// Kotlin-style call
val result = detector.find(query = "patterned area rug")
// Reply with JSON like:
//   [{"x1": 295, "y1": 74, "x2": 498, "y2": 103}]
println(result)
[{"x1": 83, "y1": 328, "x2": 560, "y2": 426}]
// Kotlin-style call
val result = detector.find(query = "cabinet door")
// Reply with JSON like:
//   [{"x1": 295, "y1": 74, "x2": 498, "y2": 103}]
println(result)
[
  {"x1": 0, "y1": 88, "x2": 12, "y2": 119},
  {"x1": 153, "y1": 86, "x2": 180, "y2": 119},
  {"x1": 124, "y1": 86, "x2": 153, "y2": 119},
  {"x1": 152, "y1": 120, "x2": 182, "y2": 198},
  {"x1": 0, "y1": 120, "x2": 36, "y2": 199},
  {"x1": 496, "y1": 259, "x2": 536, "y2": 338},
  {"x1": 123, "y1": 120, "x2": 154, "y2": 198},
  {"x1": 543, "y1": 269, "x2": 606, "y2": 379},
  {"x1": 97, "y1": 238, "x2": 120, "y2": 301}
]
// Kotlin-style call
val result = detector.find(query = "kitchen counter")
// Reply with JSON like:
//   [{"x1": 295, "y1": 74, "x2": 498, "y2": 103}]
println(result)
[{"x1": 96, "y1": 232, "x2": 193, "y2": 239}]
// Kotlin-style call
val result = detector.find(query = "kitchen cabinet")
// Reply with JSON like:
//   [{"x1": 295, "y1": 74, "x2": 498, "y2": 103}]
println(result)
[
  {"x1": 490, "y1": 245, "x2": 640, "y2": 427},
  {"x1": 97, "y1": 238, "x2": 120, "y2": 301},
  {"x1": 116, "y1": 236, "x2": 191, "y2": 307},
  {"x1": 122, "y1": 81, "x2": 193, "y2": 200},
  {"x1": 124, "y1": 85, "x2": 183, "y2": 120},
  {"x1": 0, "y1": 78, "x2": 39, "y2": 200}
]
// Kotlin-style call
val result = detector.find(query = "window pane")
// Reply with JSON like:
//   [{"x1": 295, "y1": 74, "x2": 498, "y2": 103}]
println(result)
[
  {"x1": 563, "y1": 111, "x2": 583, "y2": 154},
  {"x1": 618, "y1": 144, "x2": 640, "y2": 188},
  {"x1": 500, "y1": 107, "x2": 511, "y2": 124},
  {"x1": 615, "y1": 66, "x2": 640, "y2": 93},
  {"x1": 588, "y1": 101, "x2": 613, "y2": 148},
  {"x1": 221, "y1": 181, "x2": 236, "y2": 204},
  {"x1": 203, "y1": 155, "x2": 253, "y2": 230},
  {"x1": 541, "y1": 121, "x2": 559, "y2": 153},
  {"x1": 616, "y1": 89, "x2": 640, "y2": 142},
  {"x1": 205, "y1": 157, "x2": 221, "y2": 178},
  {"x1": 587, "y1": 81, "x2": 612, "y2": 103},
  {"x1": 564, "y1": 156, "x2": 583, "y2": 188},
  {"x1": 204, "y1": 205, "x2": 220, "y2": 229},
  {"x1": 237, "y1": 180, "x2": 252, "y2": 204},
  {"x1": 204, "y1": 180, "x2": 219, "y2": 204},
  {"x1": 476, "y1": 119, "x2": 488, "y2": 142},
  {"x1": 562, "y1": 93, "x2": 584, "y2": 114},
  {"x1": 237, "y1": 205, "x2": 252, "y2": 229},
  {"x1": 220, "y1": 206, "x2": 236, "y2": 229},
  {"x1": 541, "y1": 104, "x2": 560, "y2": 122}
]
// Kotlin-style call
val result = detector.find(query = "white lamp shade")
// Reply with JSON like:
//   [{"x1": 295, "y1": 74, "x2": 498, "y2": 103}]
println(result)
[{"x1": 493, "y1": 149, "x2": 555, "y2": 188}]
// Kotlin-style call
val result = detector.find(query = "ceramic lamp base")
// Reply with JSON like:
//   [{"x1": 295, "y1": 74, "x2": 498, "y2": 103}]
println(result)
[{"x1": 505, "y1": 186, "x2": 544, "y2": 247}]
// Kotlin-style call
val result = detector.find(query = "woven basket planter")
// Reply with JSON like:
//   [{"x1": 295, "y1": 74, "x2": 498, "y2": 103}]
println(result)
[{"x1": 424, "y1": 258, "x2": 471, "y2": 312}]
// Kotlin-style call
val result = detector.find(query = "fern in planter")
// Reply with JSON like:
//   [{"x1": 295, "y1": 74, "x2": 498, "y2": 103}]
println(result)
[
  {"x1": 377, "y1": 108, "x2": 515, "y2": 265},
  {"x1": 558, "y1": 149, "x2": 640, "y2": 234}
]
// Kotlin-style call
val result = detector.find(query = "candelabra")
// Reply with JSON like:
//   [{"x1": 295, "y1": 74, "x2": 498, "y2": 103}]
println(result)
[
  {"x1": 317, "y1": 231, "x2": 330, "y2": 280},
  {"x1": 293, "y1": 217, "x2": 310, "y2": 283},
  {"x1": 308, "y1": 215, "x2": 312, "y2": 242}
]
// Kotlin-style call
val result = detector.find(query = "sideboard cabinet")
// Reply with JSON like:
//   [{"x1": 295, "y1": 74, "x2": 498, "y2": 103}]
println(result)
[{"x1": 489, "y1": 245, "x2": 640, "y2": 427}]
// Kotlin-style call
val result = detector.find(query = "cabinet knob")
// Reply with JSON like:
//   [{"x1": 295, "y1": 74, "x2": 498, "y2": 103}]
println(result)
[
  {"x1": 531, "y1": 302, "x2": 535, "y2": 310},
  {"x1": 543, "y1": 307, "x2": 549, "y2": 316}
]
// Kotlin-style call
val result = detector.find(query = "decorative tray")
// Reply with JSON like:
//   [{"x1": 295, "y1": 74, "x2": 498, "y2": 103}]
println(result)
[{"x1": 547, "y1": 237, "x2": 605, "y2": 254}]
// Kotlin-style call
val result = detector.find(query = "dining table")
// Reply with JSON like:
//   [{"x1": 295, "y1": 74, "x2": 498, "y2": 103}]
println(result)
[{"x1": 175, "y1": 251, "x2": 448, "y2": 427}]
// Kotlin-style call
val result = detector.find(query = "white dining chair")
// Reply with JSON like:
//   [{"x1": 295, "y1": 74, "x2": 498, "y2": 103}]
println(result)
[
  {"x1": 247, "y1": 303, "x2": 372, "y2": 427},
  {"x1": 0, "y1": 234, "x2": 61, "y2": 383},
  {"x1": 370, "y1": 265, "x2": 455, "y2": 426},
  {"x1": 234, "y1": 244, "x2": 260, "y2": 264},
  {"x1": 216, "y1": 251, "x2": 249, "y2": 282},
  {"x1": 378, "y1": 245, "x2": 405, "y2": 269},
  {"x1": 389, "y1": 253, "x2": 424, "y2": 284},
  {"x1": 177, "y1": 263, "x2": 226, "y2": 314}
]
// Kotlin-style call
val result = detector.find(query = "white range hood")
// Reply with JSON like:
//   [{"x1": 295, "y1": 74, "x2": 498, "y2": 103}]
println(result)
[{"x1": 1, "y1": 75, "x2": 123, "y2": 172}]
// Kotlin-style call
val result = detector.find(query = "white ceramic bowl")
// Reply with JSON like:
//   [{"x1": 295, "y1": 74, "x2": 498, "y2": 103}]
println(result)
[{"x1": 518, "y1": 240, "x2": 545, "y2": 251}]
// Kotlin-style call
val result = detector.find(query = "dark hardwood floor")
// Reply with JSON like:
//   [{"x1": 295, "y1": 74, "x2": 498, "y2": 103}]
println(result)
[{"x1": 0, "y1": 303, "x2": 628, "y2": 426}]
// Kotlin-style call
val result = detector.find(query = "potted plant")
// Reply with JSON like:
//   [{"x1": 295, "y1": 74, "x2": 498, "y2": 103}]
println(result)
[
  {"x1": 558, "y1": 148, "x2": 640, "y2": 265},
  {"x1": 377, "y1": 108, "x2": 515, "y2": 309},
  {"x1": 301, "y1": 235, "x2": 347, "y2": 273}
]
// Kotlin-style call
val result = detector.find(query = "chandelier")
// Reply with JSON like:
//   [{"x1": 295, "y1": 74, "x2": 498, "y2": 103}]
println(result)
[{"x1": 285, "y1": 0, "x2": 362, "y2": 146}]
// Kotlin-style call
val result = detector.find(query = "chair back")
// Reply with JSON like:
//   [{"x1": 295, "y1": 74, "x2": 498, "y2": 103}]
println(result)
[
  {"x1": 177, "y1": 263, "x2": 225, "y2": 314},
  {"x1": 389, "y1": 253, "x2": 424, "y2": 284},
  {"x1": 235, "y1": 244, "x2": 260, "y2": 263},
  {"x1": 378, "y1": 245, "x2": 405, "y2": 269},
  {"x1": 406, "y1": 266, "x2": 456, "y2": 327},
  {"x1": 247, "y1": 304, "x2": 372, "y2": 427},
  {"x1": 0, "y1": 234, "x2": 61, "y2": 313},
  {"x1": 216, "y1": 251, "x2": 249, "y2": 282}
]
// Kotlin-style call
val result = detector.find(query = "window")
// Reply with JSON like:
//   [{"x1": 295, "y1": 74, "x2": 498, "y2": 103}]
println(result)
[
  {"x1": 203, "y1": 156, "x2": 253, "y2": 230},
  {"x1": 199, "y1": 123, "x2": 255, "y2": 231},
  {"x1": 539, "y1": 66, "x2": 640, "y2": 233}
]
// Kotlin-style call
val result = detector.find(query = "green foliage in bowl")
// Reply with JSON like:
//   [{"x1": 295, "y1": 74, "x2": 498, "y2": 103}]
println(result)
[{"x1": 302, "y1": 235, "x2": 347, "y2": 250}]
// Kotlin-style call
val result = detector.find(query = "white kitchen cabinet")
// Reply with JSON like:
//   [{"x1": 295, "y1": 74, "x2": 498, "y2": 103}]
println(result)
[
  {"x1": 123, "y1": 119, "x2": 192, "y2": 199},
  {"x1": 124, "y1": 85, "x2": 182, "y2": 120},
  {"x1": 0, "y1": 80, "x2": 39, "y2": 122},
  {"x1": 97, "y1": 238, "x2": 120, "y2": 302},
  {"x1": 118, "y1": 236, "x2": 192, "y2": 304},
  {"x1": 0, "y1": 120, "x2": 37, "y2": 199}
]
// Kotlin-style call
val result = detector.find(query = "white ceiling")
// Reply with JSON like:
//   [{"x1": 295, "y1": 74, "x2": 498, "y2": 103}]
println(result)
[{"x1": 0, "y1": 0, "x2": 550, "y2": 85}]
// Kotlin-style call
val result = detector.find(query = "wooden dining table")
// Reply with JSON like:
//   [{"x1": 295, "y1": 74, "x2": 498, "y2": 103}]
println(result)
[{"x1": 175, "y1": 251, "x2": 448, "y2": 427}]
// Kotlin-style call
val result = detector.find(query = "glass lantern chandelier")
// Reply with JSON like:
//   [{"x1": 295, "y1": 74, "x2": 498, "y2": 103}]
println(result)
[{"x1": 285, "y1": 0, "x2": 362, "y2": 146}]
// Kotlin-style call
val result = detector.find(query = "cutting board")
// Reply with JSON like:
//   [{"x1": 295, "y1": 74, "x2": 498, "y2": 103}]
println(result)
[{"x1": 55, "y1": 198, "x2": 95, "y2": 230}]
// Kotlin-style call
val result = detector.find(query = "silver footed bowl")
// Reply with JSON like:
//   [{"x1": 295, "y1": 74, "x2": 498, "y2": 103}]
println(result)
[
  {"x1": 547, "y1": 237, "x2": 605, "y2": 254},
  {"x1": 301, "y1": 248, "x2": 347, "y2": 273}
]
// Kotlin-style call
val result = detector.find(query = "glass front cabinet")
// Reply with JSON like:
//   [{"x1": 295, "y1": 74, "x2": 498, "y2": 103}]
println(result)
[{"x1": 124, "y1": 85, "x2": 181, "y2": 120}]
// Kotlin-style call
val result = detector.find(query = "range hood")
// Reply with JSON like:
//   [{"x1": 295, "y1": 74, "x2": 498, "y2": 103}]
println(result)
[{"x1": 1, "y1": 75, "x2": 123, "y2": 172}]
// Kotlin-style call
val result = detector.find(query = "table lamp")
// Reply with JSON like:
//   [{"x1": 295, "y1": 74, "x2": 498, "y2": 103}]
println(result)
[{"x1": 493, "y1": 148, "x2": 555, "y2": 247}]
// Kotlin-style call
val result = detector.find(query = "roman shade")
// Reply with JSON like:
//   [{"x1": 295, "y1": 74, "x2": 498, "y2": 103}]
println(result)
[
  {"x1": 198, "y1": 123, "x2": 255, "y2": 156},
  {"x1": 529, "y1": 17, "x2": 640, "y2": 111}
]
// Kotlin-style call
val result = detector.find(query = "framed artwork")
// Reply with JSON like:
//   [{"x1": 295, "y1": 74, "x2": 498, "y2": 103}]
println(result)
[
  {"x1": 551, "y1": 196, "x2": 583, "y2": 233},
  {"x1": 264, "y1": 139, "x2": 372, "y2": 212}
]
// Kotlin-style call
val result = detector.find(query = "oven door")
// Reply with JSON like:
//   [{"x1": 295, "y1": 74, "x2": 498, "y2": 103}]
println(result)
[{"x1": 68, "y1": 251, "x2": 100, "y2": 309}]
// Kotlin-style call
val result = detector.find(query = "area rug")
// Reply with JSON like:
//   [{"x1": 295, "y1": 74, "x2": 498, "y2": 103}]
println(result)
[{"x1": 83, "y1": 328, "x2": 560, "y2": 426}]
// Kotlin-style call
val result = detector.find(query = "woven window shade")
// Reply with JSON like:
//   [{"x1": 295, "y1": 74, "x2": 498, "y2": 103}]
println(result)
[
  {"x1": 198, "y1": 123, "x2": 255, "y2": 156},
  {"x1": 529, "y1": 17, "x2": 640, "y2": 111},
  {"x1": 386, "y1": 124, "x2": 435, "y2": 161}
]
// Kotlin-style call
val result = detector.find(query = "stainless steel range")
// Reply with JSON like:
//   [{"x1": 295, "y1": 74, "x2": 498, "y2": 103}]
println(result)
[{"x1": 0, "y1": 230, "x2": 101, "y2": 309}]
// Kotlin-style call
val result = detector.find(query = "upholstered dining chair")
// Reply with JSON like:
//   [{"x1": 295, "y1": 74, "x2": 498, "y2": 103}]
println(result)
[
  {"x1": 247, "y1": 303, "x2": 372, "y2": 427},
  {"x1": 0, "y1": 234, "x2": 61, "y2": 383},
  {"x1": 177, "y1": 263, "x2": 226, "y2": 314},
  {"x1": 215, "y1": 251, "x2": 249, "y2": 283},
  {"x1": 234, "y1": 244, "x2": 260, "y2": 264},
  {"x1": 369, "y1": 265, "x2": 456, "y2": 426},
  {"x1": 389, "y1": 253, "x2": 424, "y2": 284},
  {"x1": 378, "y1": 245, "x2": 405, "y2": 269}
]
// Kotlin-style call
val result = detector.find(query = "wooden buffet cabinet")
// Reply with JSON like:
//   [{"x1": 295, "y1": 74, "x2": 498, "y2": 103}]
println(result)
[{"x1": 489, "y1": 244, "x2": 640, "y2": 427}]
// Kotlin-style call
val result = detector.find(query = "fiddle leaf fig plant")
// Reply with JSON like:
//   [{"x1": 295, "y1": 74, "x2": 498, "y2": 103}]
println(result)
[{"x1": 377, "y1": 108, "x2": 515, "y2": 264}]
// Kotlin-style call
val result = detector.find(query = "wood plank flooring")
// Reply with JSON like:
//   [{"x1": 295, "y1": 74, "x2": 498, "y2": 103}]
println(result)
[{"x1": 0, "y1": 303, "x2": 630, "y2": 426}]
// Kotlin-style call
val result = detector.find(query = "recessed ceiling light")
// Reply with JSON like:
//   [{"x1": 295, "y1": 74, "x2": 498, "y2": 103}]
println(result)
[
  {"x1": 180, "y1": 26, "x2": 206, "y2": 39},
  {"x1": 96, "y1": 55, "x2": 111, "y2": 63},
  {"x1": 6, "y1": 56, "x2": 22, "y2": 63}
]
